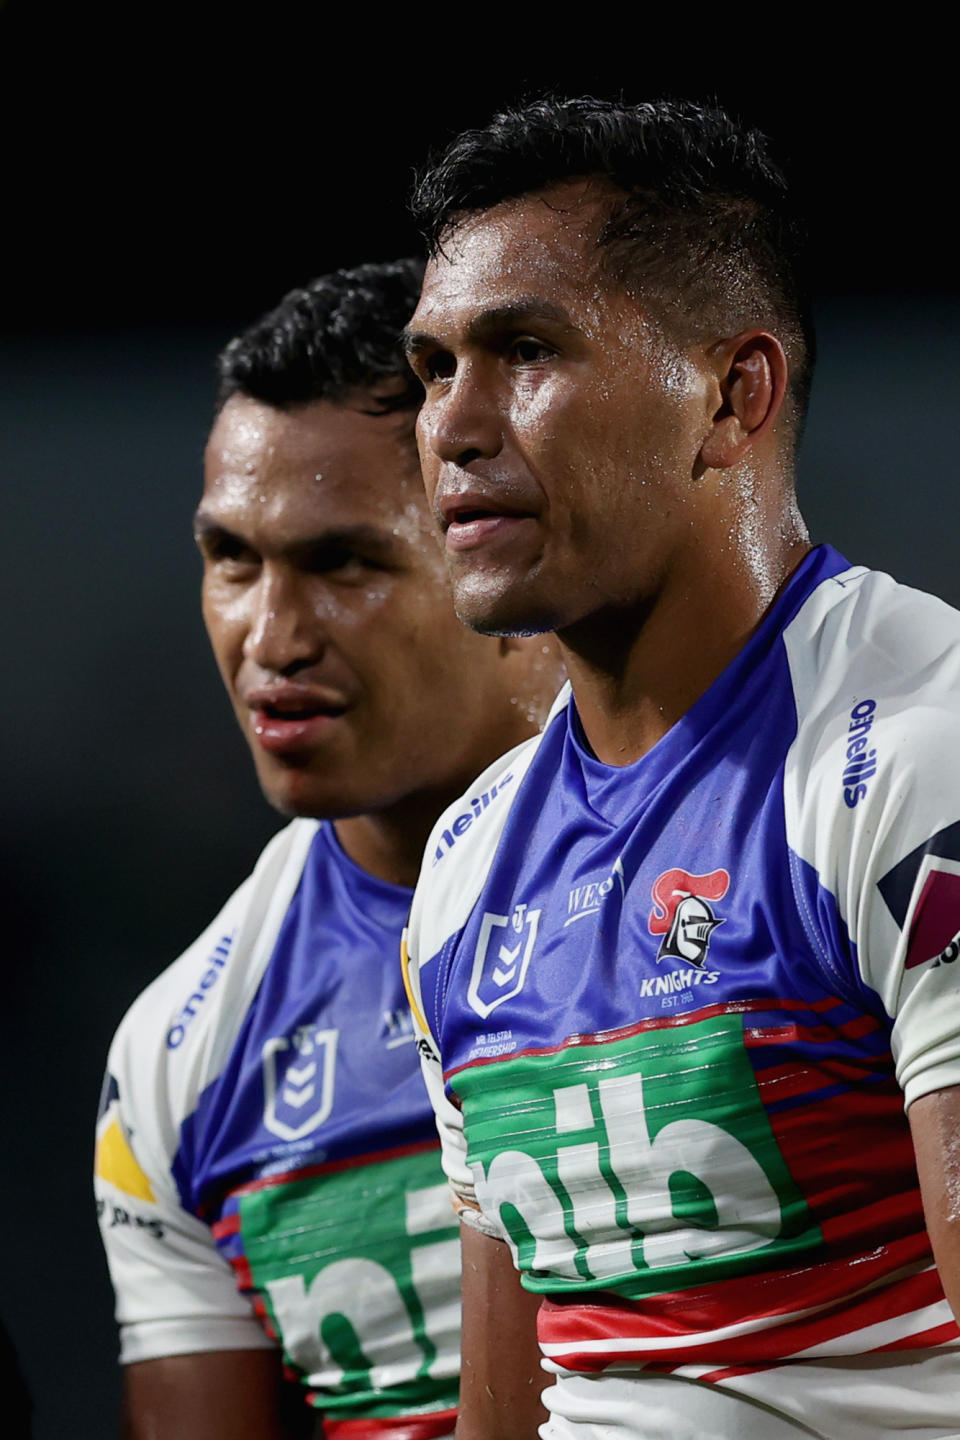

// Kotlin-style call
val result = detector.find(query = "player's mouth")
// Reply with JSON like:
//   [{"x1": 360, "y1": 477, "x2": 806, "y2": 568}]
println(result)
[
  {"x1": 245, "y1": 686, "x2": 350, "y2": 756},
  {"x1": 437, "y1": 488, "x2": 539, "y2": 554}
]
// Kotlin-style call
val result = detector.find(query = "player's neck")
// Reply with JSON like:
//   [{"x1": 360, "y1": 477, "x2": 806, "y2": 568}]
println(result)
[
  {"x1": 333, "y1": 807, "x2": 439, "y2": 890},
  {"x1": 332, "y1": 761, "x2": 519, "y2": 889},
  {"x1": 560, "y1": 520, "x2": 811, "y2": 768},
  {"x1": 333, "y1": 663, "x2": 564, "y2": 887}
]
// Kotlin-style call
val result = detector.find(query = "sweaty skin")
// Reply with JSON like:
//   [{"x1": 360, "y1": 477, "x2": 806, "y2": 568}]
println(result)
[
  {"x1": 124, "y1": 1351, "x2": 313, "y2": 1440},
  {"x1": 406, "y1": 182, "x2": 809, "y2": 767},
  {"x1": 198, "y1": 393, "x2": 561, "y2": 886},
  {"x1": 457, "y1": 1227, "x2": 546, "y2": 1440},
  {"x1": 122, "y1": 391, "x2": 564, "y2": 1440},
  {"x1": 408, "y1": 186, "x2": 960, "y2": 1440},
  {"x1": 910, "y1": 1086, "x2": 960, "y2": 1322}
]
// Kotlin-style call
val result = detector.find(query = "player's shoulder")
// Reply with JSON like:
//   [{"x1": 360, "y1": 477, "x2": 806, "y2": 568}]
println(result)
[
  {"x1": 409, "y1": 686, "x2": 571, "y2": 966},
  {"x1": 106, "y1": 818, "x2": 319, "y2": 1129},
  {"x1": 783, "y1": 564, "x2": 960, "y2": 890},
  {"x1": 785, "y1": 562, "x2": 960, "y2": 731}
]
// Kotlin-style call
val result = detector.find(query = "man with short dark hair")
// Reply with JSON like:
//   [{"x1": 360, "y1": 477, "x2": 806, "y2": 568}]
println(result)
[
  {"x1": 95, "y1": 260, "x2": 562, "y2": 1440},
  {"x1": 402, "y1": 98, "x2": 960, "y2": 1438}
]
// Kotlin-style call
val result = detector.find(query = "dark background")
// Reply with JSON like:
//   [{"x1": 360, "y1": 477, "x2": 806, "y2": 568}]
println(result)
[{"x1": 2, "y1": 11, "x2": 958, "y2": 1436}]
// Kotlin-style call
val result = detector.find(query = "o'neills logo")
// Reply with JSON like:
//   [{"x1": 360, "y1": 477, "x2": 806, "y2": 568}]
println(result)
[
  {"x1": 842, "y1": 699, "x2": 879, "y2": 809},
  {"x1": 648, "y1": 867, "x2": 730, "y2": 968}
]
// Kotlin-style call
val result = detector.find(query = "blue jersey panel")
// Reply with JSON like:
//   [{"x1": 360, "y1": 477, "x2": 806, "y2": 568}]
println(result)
[
  {"x1": 172, "y1": 824, "x2": 429, "y2": 1215},
  {"x1": 426, "y1": 545, "x2": 856, "y2": 1070}
]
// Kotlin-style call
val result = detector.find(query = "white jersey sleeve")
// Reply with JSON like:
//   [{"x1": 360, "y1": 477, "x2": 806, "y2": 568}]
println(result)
[
  {"x1": 94, "y1": 820, "x2": 318, "y2": 1363},
  {"x1": 403, "y1": 701, "x2": 565, "y2": 1237},
  {"x1": 783, "y1": 567, "x2": 960, "y2": 1107}
]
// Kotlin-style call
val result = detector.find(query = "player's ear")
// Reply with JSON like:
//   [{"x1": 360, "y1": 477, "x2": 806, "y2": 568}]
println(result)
[{"x1": 698, "y1": 330, "x2": 788, "y2": 470}]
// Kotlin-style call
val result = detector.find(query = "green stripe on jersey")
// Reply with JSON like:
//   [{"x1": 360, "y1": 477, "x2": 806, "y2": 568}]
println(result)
[
  {"x1": 240, "y1": 1147, "x2": 459, "y2": 1418},
  {"x1": 452, "y1": 1012, "x2": 821, "y2": 1298}
]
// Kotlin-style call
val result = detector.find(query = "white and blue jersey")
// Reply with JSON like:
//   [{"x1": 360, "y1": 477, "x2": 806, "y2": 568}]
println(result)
[
  {"x1": 404, "y1": 546, "x2": 960, "y2": 1439},
  {"x1": 96, "y1": 820, "x2": 458, "y2": 1438}
]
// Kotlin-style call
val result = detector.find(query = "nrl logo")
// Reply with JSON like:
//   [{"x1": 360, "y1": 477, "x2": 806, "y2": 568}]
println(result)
[
  {"x1": 648, "y1": 867, "x2": 730, "y2": 968},
  {"x1": 467, "y1": 903, "x2": 542, "y2": 1020},
  {"x1": 262, "y1": 1025, "x2": 338, "y2": 1142}
]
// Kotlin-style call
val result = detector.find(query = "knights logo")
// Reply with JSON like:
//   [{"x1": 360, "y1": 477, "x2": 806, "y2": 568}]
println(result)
[
  {"x1": 262, "y1": 1025, "x2": 338, "y2": 1142},
  {"x1": 467, "y1": 903, "x2": 542, "y2": 1020},
  {"x1": 648, "y1": 867, "x2": 730, "y2": 967}
]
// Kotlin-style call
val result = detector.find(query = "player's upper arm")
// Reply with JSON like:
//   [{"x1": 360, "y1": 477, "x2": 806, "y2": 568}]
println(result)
[
  {"x1": 96, "y1": 1050, "x2": 273, "y2": 1362},
  {"x1": 456, "y1": 1225, "x2": 546, "y2": 1440},
  {"x1": 123, "y1": 1350, "x2": 313, "y2": 1440},
  {"x1": 908, "y1": 1084, "x2": 960, "y2": 1323},
  {"x1": 96, "y1": 822, "x2": 318, "y2": 1362},
  {"x1": 783, "y1": 576, "x2": 960, "y2": 1323},
  {"x1": 782, "y1": 574, "x2": 960, "y2": 1102}
]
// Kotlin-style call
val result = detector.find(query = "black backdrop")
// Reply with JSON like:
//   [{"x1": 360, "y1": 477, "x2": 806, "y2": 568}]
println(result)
[{"x1": 2, "y1": 11, "x2": 958, "y2": 1436}]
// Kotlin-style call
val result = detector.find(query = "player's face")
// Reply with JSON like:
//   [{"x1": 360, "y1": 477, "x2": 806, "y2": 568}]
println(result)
[
  {"x1": 199, "y1": 393, "x2": 521, "y2": 819},
  {"x1": 407, "y1": 183, "x2": 714, "y2": 638}
]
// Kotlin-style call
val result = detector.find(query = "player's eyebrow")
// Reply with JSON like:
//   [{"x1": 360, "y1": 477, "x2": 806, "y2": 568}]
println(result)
[
  {"x1": 402, "y1": 298, "x2": 576, "y2": 357},
  {"x1": 193, "y1": 511, "x2": 403, "y2": 560}
]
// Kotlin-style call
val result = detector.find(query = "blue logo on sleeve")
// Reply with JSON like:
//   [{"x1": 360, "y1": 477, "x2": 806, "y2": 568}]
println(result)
[
  {"x1": 842, "y1": 699, "x2": 878, "y2": 808},
  {"x1": 166, "y1": 931, "x2": 236, "y2": 1049},
  {"x1": 431, "y1": 773, "x2": 514, "y2": 865}
]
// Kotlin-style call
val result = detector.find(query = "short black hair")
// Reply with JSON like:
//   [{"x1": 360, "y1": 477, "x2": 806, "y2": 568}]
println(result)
[
  {"x1": 217, "y1": 258, "x2": 425, "y2": 413},
  {"x1": 411, "y1": 97, "x2": 814, "y2": 425}
]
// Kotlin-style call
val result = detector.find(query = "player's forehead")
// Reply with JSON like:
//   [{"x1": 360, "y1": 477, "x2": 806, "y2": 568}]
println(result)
[
  {"x1": 201, "y1": 394, "x2": 424, "y2": 531},
  {"x1": 411, "y1": 182, "x2": 616, "y2": 341}
]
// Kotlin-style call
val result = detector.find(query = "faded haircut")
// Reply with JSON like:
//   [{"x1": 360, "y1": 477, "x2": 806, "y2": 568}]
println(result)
[{"x1": 410, "y1": 97, "x2": 814, "y2": 428}]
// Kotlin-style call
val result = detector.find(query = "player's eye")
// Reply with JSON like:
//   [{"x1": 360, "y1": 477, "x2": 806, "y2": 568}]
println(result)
[
  {"x1": 306, "y1": 544, "x2": 381, "y2": 580},
  {"x1": 201, "y1": 533, "x2": 260, "y2": 574},
  {"x1": 508, "y1": 336, "x2": 554, "y2": 365},
  {"x1": 423, "y1": 349, "x2": 456, "y2": 383}
]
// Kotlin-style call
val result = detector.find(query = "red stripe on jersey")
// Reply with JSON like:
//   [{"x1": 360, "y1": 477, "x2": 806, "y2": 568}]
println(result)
[
  {"x1": 251, "y1": 1294, "x2": 278, "y2": 1341},
  {"x1": 753, "y1": 1056, "x2": 893, "y2": 1106},
  {"x1": 763, "y1": 1085, "x2": 922, "y2": 1243},
  {"x1": 211, "y1": 1211, "x2": 240, "y2": 1240},
  {"x1": 228, "y1": 1254, "x2": 254, "y2": 1292},
  {"x1": 228, "y1": 1137, "x2": 441, "y2": 1196},
  {"x1": 685, "y1": 1319, "x2": 960, "y2": 1385},
  {"x1": 540, "y1": 1219, "x2": 932, "y2": 1355},
  {"x1": 696, "y1": 1361, "x2": 769, "y2": 1384},
  {"x1": 744, "y1": 1013, "x2": 884, "y2": 1048},
  {"x1": 445, "y1": 995, "x2": 852, "y2": 1080},
  {"x1": 871, "y1": 1320, "x2": 960, "y2": 1354},
  {"x1": 539, "y1": 1265, "x2": 952, "y2": 1372},
  {"x1": 322, "y1": 1408, "x2": 457, "y2": 1437}
]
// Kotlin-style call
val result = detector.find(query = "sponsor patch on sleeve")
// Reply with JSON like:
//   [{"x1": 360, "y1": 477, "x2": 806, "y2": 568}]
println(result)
[
  {"x1": 95, "y1": 1114, "x2": 157, "y2": 1202},
  {"x1": 879, "y1": 820, "x2": 960, "y2": 971}
]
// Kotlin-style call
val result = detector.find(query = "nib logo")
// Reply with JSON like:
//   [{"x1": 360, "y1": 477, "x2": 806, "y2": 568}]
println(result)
[{"x1": 648, "y1": 867, "x2": 730, "y2": 968}]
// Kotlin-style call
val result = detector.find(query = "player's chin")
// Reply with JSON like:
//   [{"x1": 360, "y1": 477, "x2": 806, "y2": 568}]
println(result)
[
  {"x1": 452, "y1": 570, "x2": 562, "y2": 639},
  {"x1": 254, "y1": 754, "x2": 355, "y2": 821}
]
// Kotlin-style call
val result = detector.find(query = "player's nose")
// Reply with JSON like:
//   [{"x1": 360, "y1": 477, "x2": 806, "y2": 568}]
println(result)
[
  {"x1": 422, "y1": 361, "x2": 503, "y2": 467},
  {"x1": 242, "y1": 565, "x2": 326, "y2": 674}
]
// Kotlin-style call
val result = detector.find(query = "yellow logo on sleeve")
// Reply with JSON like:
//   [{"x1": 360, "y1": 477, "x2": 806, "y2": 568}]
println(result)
[
  {"x1": 400, "y1": 931, "x2": 429, "y2": 1039},
  {"x1": 95, "y1": 1117, "x2": 156, "y2": 1202}
]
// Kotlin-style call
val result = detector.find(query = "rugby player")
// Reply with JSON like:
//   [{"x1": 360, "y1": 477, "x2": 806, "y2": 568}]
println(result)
[
  {"x1": 94, "y1": 259, "x2": 562, "y2": 1440},
  {"x1": 401, "y1": 99, "x2": 960, "y2": 1438}
]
